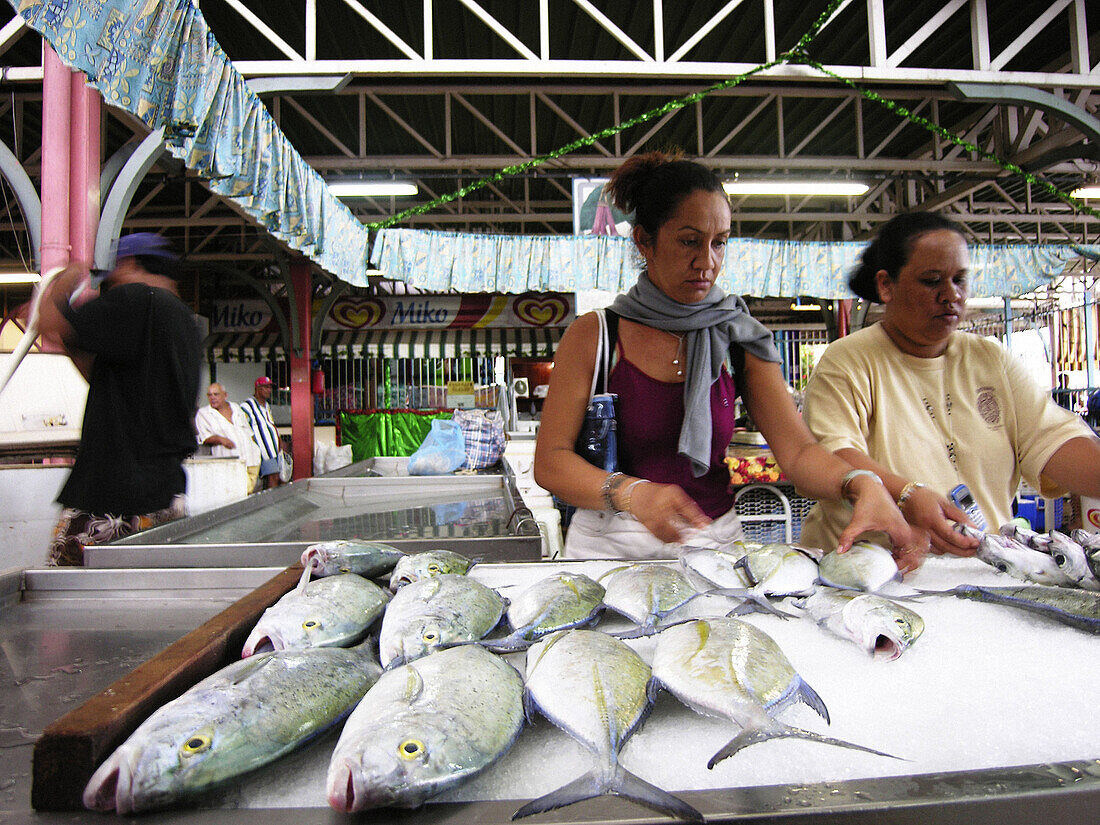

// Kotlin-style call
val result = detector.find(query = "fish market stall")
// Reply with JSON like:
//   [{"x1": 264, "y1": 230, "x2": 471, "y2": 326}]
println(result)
[
  {"x1": 4, "y1": 554, "x2": 1099, "y2": 824},
  {"x1": 84, "y1": 458, "x2": 541, "y2": 568}
]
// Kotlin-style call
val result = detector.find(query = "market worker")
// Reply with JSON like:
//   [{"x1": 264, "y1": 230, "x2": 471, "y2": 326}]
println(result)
[
  {"x1": 801, "y1": 211, "x2": 1100, "y2": 572},
  {"x1": 533, "y1": 150, "x2": 917, "y2": 559},
  {"x1": 36, "y1": 233, "x2": 202, "y2": 566},
  {"x1": 195, "y1": 382, "x2": 262, "y2": 494},
  {"x1": 241, "y1": 375, "x2": 283, "y2": 489}
]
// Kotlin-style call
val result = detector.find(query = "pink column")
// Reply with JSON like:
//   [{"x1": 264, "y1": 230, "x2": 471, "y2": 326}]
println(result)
[
  {"x1": 68, "y1": 73, "x2": 101, "y2": 267},
  {"x1": 288, "y1": 258, "x2": 314, "y2": 480},
  {"x1": 40, "y1": 44, "x2": 71, "y2": 274}
]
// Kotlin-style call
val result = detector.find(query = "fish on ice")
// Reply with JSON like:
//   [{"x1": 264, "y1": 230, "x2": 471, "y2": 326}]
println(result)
[
  {"x1": 389, "y1": 549, "x2": 476, "y2": 590},
  {"x1": 796, "y1": 587, "x2": 925, "y2": 660},
  {"x1": 84, "y1": 643, "x2": 382, "y2": 814},
  {"x1": 326, "y1": 645, "x2": 524, "y2": 811},
  {"x1": 300, "y1": 540, "x2": 406, "y2": 578},
  {"x1": 483, "y1": 572, "x2": 605, "y2": 652}
]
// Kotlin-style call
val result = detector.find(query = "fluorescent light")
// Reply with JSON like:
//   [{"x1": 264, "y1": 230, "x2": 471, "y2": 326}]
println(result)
[
  {"x1": 790, "y1": 302, "x2": 822, "y2": 311},
  {"x1": 1071, "y1": 186, "x2": 1100, "y2": 199},
  {"x1": 724, "y1": 181, "x2": 869, "y2": 196},
  {"x1": 0, "y1": 271, "x2": 39, "y2": 284},
  {"x1": 328, "y1": 181, "x2": 418, "y2": 198}
]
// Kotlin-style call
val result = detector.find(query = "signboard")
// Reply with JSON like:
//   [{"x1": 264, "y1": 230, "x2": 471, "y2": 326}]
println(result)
[
  {"x1": 446, "y1": 381, "x2": 475, "y2": 409},
  {"x1": 572, "y1": 177, "x2": 631, "y2": 236},
  {"x1": 209, "y1": 299, "x2": 274, "y2": 333},
  {"x1": 322, "y1": 292, "x2": 574, "y2": 331}
]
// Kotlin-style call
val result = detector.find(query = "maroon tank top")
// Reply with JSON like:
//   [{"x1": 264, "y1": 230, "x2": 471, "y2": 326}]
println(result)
[{"x1": 607, "y1": 352, "x2": 739, "y2": 519}]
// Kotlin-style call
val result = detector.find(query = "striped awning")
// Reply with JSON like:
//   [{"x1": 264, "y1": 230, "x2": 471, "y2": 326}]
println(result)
[
  {"x1": 205, "y1": 332, "x2": 286, "y2": 363},
  {"x1": 205, "y1": 328, "x2": 564, "y2": 362},
  {"x1": 318, "y1": 327, "x2": 564, "y2": 359}
]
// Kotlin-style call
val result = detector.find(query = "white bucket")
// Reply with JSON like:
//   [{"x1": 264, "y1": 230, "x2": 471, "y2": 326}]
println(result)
[{"x1": 1081, "y1": 496, "x2": 1100, "y2": 534}]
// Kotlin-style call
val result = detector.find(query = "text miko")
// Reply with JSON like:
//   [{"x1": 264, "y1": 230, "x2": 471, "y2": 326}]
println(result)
[{"x1": 391, "y1": 301, "x2": 449, "y2": 325}]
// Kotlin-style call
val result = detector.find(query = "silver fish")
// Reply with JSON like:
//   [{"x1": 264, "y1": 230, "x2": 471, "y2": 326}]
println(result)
[
  {"x1": 977, "y1": 533, "x2": 1076, "y2": 587},
  {"x1": 1070, "y1": 529, "x2": 1100, "y2": 579},
  {"x1": 242, "y1": 574, "x2": 390, "y2": 656},
  {"x1": 736, "y1": 544, "x2": 820, "y2": 598},
  {"x1": 389, "y1": 549, "x2": 475, "y2": 590},
  {"x1": 515, "y1": 629, "x2": 703, "y2": 822},
  {"x1": 301, "y1": 540, "x2": 405, "y2": 578},
  {"x1": 1048, "y1": 531, "x2": 1100, "y2": 591},
  {"x1": 600, "y1": 564, "x2": 700, "y2": 636},
  {"x1": 84, "y1": 643, "x2": 382, "y2": 814},
  {"x1": 817, "y1": 542, "x2": 905, "y2": 594},
  {"x1": 484, "y1": 572, "x2": 604, "y2": 652},
  {"x1": 998, "y1": 521, "x2": 1052, "y2": 553},
  {"x1": 926, "y1": 583, "x2": 1100, "y2": 634},
  {"x1": 379, "y1": 573, "x2": 505, "y2": 668},
  {"x1": 326, "y1": 645, "x2": 524, "y2": 811},
  {"x1": 651, "y1": 617, "x2": 899, "y2": 767},
  {"x1": 797, "y1": 587, "x2": 925, "y2": 660},
  {"x1": 678, "y1": 544, "x2": 752, "y2": 590}
]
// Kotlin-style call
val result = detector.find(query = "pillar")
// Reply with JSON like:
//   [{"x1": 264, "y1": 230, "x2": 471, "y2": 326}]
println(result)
[
  {"x1": 40, "y1": 44, "x2": 71, "y2": 274},
  {"x1": 68, "y1": 72, "x2": 101, "y2": 266},
  {"x1": 288, "y1": 258, "x2": 314, "y2": 480}
]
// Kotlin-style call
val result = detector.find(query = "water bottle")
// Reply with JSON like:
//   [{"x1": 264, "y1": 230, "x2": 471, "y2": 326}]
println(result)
[{"x1": 575, "y1": 393, "x2": 618, "y2": 471}]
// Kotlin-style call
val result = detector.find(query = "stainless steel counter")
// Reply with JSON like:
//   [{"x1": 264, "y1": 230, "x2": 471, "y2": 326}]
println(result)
[
  {"x1": 87, "y1": 462, "x2": 541, "y2": 568},
  {"x1": 4, "y1": 558, "x2": 1100, "y2": 824}
]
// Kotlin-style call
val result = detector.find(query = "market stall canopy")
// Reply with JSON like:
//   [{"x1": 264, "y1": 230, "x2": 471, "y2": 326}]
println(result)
[
  {"x1": 205, "y1": 327, "x2": 563, "y2": 363},
  {"x1": 373, "y1": 228, "x2": 1100, "y2": 299}
]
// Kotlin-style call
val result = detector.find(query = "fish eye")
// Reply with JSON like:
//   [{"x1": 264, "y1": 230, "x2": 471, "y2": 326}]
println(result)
[
  {"x1": 422, "y1": 630, "x2": 438, "y2": 643},
  {"x1": 339, "y1": 566, "x2": 350, "y2": 573},
  {"x1": 398, "y1": 739, "x2": 426, "y2": 760},
  {"x1": 1052, "y1": 554, "x2": 1066, "y2": 566},
  {"x1": 427, "y1": 563, "x2": 442, "y2": 574},
  {"x1": 303, "y1": 619, "x2": 322, "y2": 630},
  {"x1": 181, "y1": 734, "x2": 211, "y2": 756},
  {"x1": 995, "y1": 562, "x2": 1008, "y2": 573}
]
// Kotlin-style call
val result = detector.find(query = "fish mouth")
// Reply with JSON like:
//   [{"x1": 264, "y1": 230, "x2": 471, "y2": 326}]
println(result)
[
  {"x1": 327, "y1": 758, "x2": 405, "y2": 812},
  {"x1": 241, "y1": 630, "x2": 280, "y2": 657},
  {"x1": 83, "y1": 750, "x2": 134, "y2": 814},
  {"x1": 872, "y1": 635, "x2": 903, "y2": 661}
]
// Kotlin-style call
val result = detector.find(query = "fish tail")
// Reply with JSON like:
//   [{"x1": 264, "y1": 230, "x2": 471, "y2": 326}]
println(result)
[
  {"x1": 478, "y1": 634, "x2": 534, "y2": 654},
  {"x1": 722, "y1": 594, "x2": 795, "y2": 620},
  {"x1": 512, "y1": 765, "x2": 703, "y2": 822},
  {"x1": 707, "y1": 724, "x2": 903, "y2": 769}
]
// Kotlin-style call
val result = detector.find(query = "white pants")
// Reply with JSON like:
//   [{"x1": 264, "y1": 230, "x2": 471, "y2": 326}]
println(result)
[
  {"x1": 563, "y1": 508, "x2": 674, "y2": 560},
  {"x1": 563, "y1": 505, "x2": 747, "y2": 560}
]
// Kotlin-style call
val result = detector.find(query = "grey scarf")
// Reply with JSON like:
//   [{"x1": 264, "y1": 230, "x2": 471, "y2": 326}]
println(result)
[{"x1": 608, "y1": 272, "x2": 780, "y2": 477}]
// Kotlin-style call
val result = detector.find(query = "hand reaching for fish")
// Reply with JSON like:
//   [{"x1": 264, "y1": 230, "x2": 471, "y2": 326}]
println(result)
[
  {"x1": 627, "y1": 480, "x2": 710, "y2": 544},
  {"x1": 834, "y1": 473, "x2": 922, "y2": 568},
  {"x1": 898, "y1": 485, "x2": 980, "y2": 558}
]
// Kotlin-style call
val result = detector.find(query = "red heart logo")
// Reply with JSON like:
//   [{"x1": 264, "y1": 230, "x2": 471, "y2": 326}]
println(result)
[
  {"x1": 513, "y1": 294, "x2": 568, "y2": 327},
  {"x1": 331, "y1": 298, "x2": 385, "y2": 329}
]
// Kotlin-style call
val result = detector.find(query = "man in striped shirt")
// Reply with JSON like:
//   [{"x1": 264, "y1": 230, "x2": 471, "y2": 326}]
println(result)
[{"x1": 241, "y1": 376, "x2": 283, "y2": 489}]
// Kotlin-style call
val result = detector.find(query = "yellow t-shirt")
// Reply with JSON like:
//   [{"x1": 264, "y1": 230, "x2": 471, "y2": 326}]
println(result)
[{"x1": 800, "y1": 324, "x2": 1092, "y2": 552}]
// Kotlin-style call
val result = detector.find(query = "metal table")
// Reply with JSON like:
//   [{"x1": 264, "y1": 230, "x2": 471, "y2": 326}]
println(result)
[
  {"x1": 3, "y1": 558, "x2": 1099, "y2": 824},
  {"x1": 87, "y1": 459, "x2": 541, "y2": 568}
]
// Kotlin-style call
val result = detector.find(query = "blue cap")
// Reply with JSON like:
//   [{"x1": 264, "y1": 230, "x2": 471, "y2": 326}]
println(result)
[{"x1": 111, "y1": 233, "x2": 178, "y2": 266}]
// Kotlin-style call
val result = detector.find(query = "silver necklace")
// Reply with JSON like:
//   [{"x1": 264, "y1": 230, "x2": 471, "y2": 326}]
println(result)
[{"x1": 662, "y1": 329, "x2": 685, "y2": 376}]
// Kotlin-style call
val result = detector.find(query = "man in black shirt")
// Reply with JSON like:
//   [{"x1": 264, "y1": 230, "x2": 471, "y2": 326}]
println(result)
[{"x1": 38, "y1": 233, "x2": 201, "y2": 565}]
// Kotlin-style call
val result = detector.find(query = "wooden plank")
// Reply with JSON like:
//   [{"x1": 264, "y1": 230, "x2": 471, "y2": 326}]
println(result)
[{"x1": 31, "y1": 564, "x2": 303, "y2": 812}]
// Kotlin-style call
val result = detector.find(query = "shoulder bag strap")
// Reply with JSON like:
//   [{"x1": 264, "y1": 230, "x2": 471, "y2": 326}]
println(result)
[{"x1": 588, "y1": 308, "x2": 609, "y2": 401}]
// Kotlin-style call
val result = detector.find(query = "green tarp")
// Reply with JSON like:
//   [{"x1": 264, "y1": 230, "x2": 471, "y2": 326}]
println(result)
[{"x1": 338, "y1": 409, "x2": 453, "y2": 461}]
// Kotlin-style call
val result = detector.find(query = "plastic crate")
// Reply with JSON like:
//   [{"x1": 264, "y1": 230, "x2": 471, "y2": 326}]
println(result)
[{"x1": 1014, "y1": 495, "x2": 1064, "y2": 532}]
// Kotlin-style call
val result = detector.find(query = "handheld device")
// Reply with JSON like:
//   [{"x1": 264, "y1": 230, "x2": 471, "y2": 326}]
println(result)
[{"x1": 949, "y1": 483, "x2": 986, "y2": 531}]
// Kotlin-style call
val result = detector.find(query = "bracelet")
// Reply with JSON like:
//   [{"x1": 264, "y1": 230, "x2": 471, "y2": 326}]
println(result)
[
  {"x1": 840, "y1": 468, "x2": 883, "y2": 502},
  {"x1": 620, "y1": 478, "x2": 650, "y2": 515},
  {"x1": 601, "y1": 471, "x2": 626, "y2": 513},
  {"x1": 897, "y1": 481, "x2": 927, "y2": 509}
]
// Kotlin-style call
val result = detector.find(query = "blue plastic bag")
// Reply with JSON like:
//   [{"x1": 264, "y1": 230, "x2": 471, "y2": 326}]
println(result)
[{"x1": 407, "y1": 419, "x2": 467, "y2": 475}]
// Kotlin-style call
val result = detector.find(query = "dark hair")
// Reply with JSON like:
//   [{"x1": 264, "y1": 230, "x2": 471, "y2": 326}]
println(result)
[
  {"x1": 605, "y1": 150, "x2": 726, "y2": 239},
  {"x1": 848, "y1": 212, "x2": 965, "y2": 302},
  {"x1": 133, "y1": 253, "x2": 182, "y2": 280}
]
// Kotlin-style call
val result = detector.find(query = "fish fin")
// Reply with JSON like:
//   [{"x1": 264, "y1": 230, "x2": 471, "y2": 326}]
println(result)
[
  {"x1": 732, "y1": 555, "x2": 759, "y2": 586},
  {"x1": 522, "y1": 687, "x2": 539, "y2": 724},
  {"x1": 723, "y1": 594, "x2": 795, "y2": 619},
  {"x1": 512, "y1": 765, "x2": 703, "y2": 823},
  {"x1": 707, "y1": 724, "x2": 903, "y2": 769},
  {"x1": 792, "y1": 676, "x2": 830, "y2": 724},
  {"x1": 477, "y1": 633, "x2": 534, "y2": 654}
]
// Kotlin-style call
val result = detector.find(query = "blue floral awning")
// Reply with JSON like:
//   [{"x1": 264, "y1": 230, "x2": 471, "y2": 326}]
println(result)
[
  {"x1": 11, "y1": 0, "x2": 373, "y2": 287},
  {"x1": 372, "y1": 228, "x2": 1097, "y2": 299}
]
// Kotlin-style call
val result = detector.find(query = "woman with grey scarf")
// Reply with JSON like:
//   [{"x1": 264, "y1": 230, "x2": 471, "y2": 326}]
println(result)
[{"x1": 534, "y1": 151, "x2": 920, "y2": 560}]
